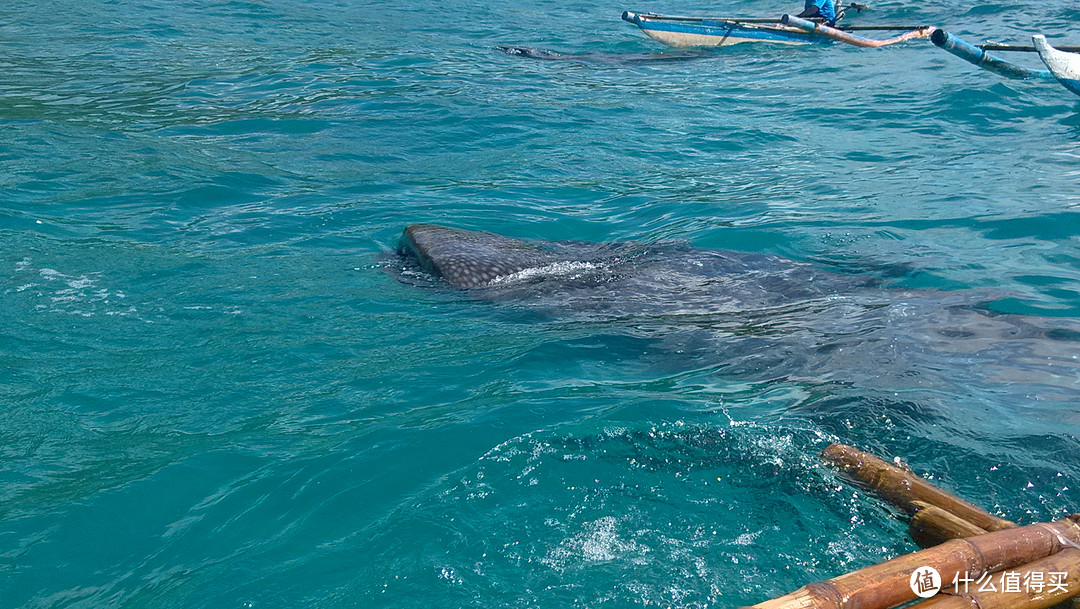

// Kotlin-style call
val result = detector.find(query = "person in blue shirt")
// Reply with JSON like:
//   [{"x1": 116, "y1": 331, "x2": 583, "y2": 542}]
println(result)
[{"x1": 797, "y1": 0, "x2": 838, "y2": 25}]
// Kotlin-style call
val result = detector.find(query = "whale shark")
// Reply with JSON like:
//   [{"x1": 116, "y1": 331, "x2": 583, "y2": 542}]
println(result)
[
  {"x1": 496, "y1": 45, "x2": 714, "y2": 65},
  {"x1": 394, "y1": 223, "x2": 871, "y2": 311},
  {"x1": 386, "y1": 224, "x2": 1080, "y2": 398}
]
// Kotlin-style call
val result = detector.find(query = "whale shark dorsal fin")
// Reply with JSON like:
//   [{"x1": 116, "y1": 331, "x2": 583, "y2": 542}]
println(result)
[{"x1": 400, "y1": 224, "x2": 555, "y2": 287}]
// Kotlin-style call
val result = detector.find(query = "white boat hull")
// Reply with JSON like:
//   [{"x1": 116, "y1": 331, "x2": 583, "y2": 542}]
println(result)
[
  {"x1": 1033, "y1": 34, "x2": 1080, "y2": 97},
  {"x1": 622, "y1": 12, "x2": 816, "y2": 48},
  {"x1": 640, "y1": 29, "x2": 810, "y2": 47}
]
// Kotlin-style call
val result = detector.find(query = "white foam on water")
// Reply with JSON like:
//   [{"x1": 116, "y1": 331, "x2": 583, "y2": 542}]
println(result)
[
  {"x1": 489, "y1": 260, "x2": 602, "y2": 285},
  {"x1": 542, "y1": 515, "x2": 647, "y2": 570},
  {"x1": 18, "y1": 267, "x2": 137, "y2": 318}
]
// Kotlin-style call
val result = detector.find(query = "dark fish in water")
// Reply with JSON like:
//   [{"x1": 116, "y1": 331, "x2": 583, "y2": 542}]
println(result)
[
  {"x1": 496, "y1": 45, "x2": 574, "y2": 61},
  {"x1": 386, "y1": 224, "x2": 1080, "y2": 400},
  {"x1": 495, "y1": 45, "x2": 715, "y2": 65}
]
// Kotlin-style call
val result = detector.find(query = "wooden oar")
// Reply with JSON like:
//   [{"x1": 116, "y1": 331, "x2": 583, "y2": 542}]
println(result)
[
  {"x1": 980, "y1": 43, "x2": 1080, "y2": 53},
  {"x1": 781, "y1": 14, "x2": 932, "y2": 47}
]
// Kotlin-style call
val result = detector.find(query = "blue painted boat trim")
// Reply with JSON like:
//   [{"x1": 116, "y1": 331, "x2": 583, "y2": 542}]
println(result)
[
  {"x1": 1059, "y1": 78, "x2": 1080, "y2": 95},
  {"x1": 1060, "y1": 79, "x2": 1080, "y2": 95}
]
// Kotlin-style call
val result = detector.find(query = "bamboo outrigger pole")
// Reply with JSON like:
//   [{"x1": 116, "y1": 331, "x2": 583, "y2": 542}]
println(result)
[
  {"x1": 911, "y1": 548, "x2": 1080, "y2": 609},
  {"x1": 819, "y1": 443, "x2": 1016, "y2": 534},
  {"x1": 980, "y1": 43, "x2": 1080, "y2": 53},
  {"x1": 907, "y1": 501, "x2": 989, "y2": 547},
  {"x1": 744, "y1": 516, "x2": 1080, "y2": 609},
  {"x1": 746, "y1": 444, "x2": 1079, "y2": 609}
]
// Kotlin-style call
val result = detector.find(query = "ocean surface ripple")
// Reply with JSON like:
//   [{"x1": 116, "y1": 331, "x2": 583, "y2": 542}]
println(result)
[{"x1": 2, "y1": 0, "x2": 1080, "y2": 607}]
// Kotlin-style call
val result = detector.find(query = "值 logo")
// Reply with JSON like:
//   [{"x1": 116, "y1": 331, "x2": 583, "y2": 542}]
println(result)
[{"x1": 910, "y1": 566, "x2": 942, "y2": 598}]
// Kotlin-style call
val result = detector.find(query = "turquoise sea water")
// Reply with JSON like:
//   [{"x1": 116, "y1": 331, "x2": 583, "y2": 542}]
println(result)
[{"x1": 3, "y1": 0, "x2": 1080, "y2": 607}]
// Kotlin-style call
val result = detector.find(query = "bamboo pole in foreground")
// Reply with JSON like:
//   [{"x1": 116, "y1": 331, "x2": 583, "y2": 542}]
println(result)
[
  {"x1": 745, "y1": 516, "x2": 1080, "y2": 609},
  {"x1": 908, "y1": 501, "x2": 988, "y2": 548},
  {"x1": 911, "y1": 548, "x2": 1080, "y2": 609},
  {"x1": 819, "y1": 443, "x2": 1016, "y2": 533}
]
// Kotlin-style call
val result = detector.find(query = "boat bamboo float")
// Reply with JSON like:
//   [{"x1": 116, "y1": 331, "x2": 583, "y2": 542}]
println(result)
[
  {"x1": 745, "y1": 516, "x2": 1080, "y2": 609},
  {"x1": 907, "y1": 501, "x2": 990, "y2": 548},
  {"x1": 745, "y1": 444, "x2": 1079, "y2": 609},
  {"x1": 911, "y1": 548, "x2": 1080, "y2": 609},
  {"x1": 819, "y1": 443, "x2": 1016, "y2": 533}
]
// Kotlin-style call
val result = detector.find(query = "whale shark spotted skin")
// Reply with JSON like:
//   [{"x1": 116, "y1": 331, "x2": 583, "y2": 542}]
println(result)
[
  {"x1": 395, "y1": 223, "x2": 862, "y2": 312},
  {"x1": 388, "y1": 224, "x2": 1080, "y2": 398},
  {"x1": 400, "y1": 224, "x2": 562, "y2": 288}
]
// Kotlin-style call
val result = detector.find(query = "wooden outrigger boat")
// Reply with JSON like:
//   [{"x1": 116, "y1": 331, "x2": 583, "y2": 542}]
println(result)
[
  {"x1": 621, "y1": 12, "x2": 818, "y2": 47},
  {"x1": 617, "y1": 8, "x2": 1080, "y2": 98},
  {"x1": 622, "y1": 11, "x2": 932, "y2": 49}
]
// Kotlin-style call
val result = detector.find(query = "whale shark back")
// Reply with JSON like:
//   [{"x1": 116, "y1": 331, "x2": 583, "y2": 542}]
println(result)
[
  {"x1": 390, "y1": 223, "x2": 863, "y2": 313},
  {"x1": 400, "y1": 224, "x2": 562, "y2": 287}
]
